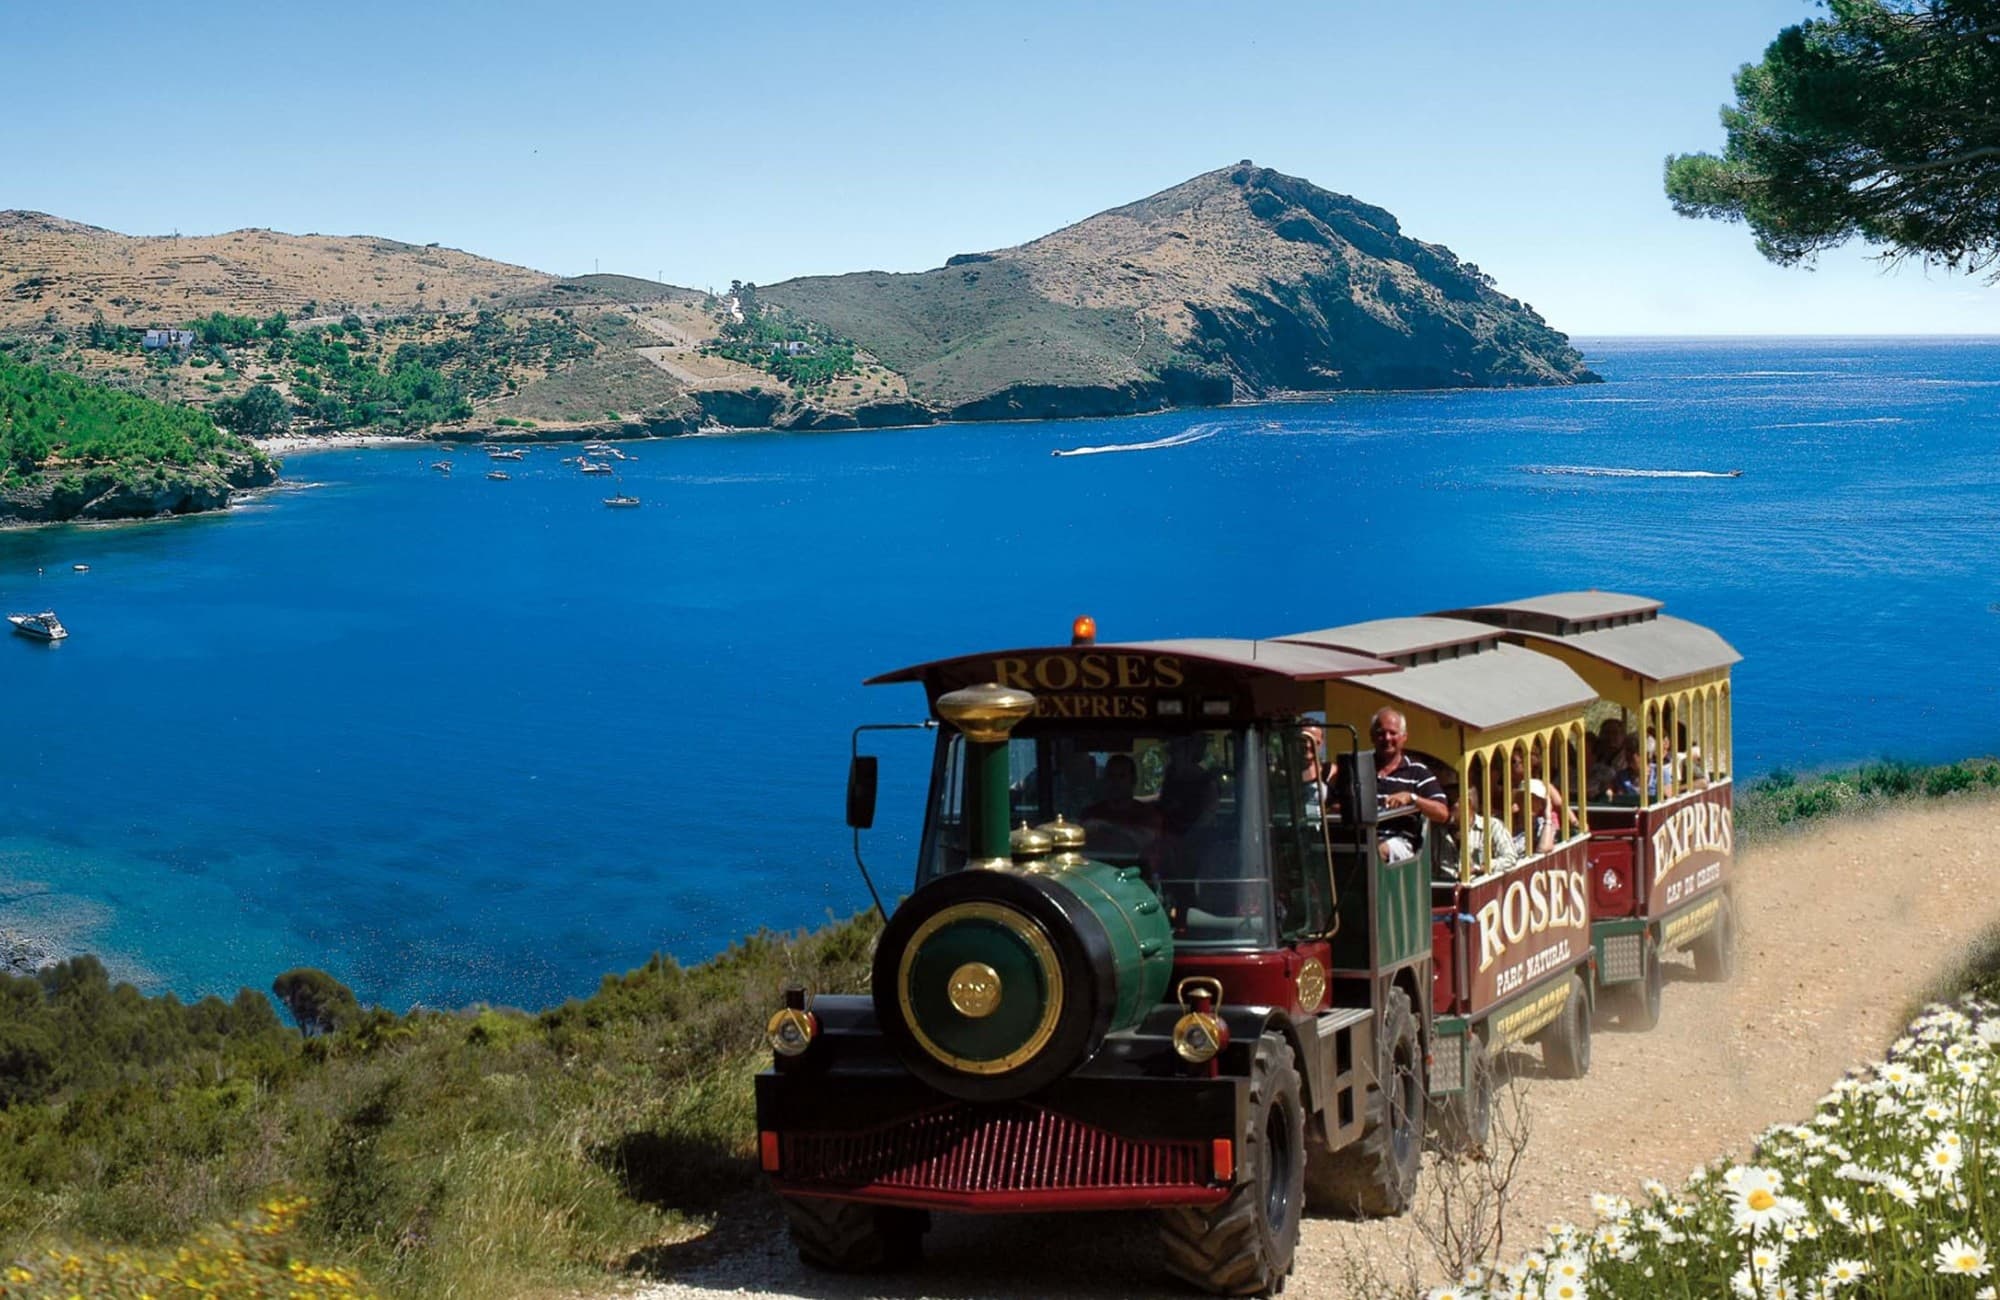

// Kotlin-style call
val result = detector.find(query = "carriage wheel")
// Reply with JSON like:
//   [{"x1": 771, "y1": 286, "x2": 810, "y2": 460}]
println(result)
[{"x1": 1541, "y1": 974, "x2": 1593, "y2": 1079}]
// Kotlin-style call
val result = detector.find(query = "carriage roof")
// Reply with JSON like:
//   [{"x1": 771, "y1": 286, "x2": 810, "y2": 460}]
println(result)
[
  {"x1": 1275, "y1": 617, "x2": 1595, "y2": 733},
  {"x1": 1441, "y1": 593, "x2": 1741, "y2": 684}
]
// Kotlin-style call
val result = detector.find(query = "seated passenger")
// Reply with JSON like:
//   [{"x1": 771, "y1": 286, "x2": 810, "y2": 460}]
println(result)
[
  {"x1": 1646, "y1": 735, "x2": 1675, "y2": 800},
  {"x1": 1301, "y1": 726, "x2": 1327, "y2": 821},
  {"x1": 1081, "y1": 754, "x2": 1160, "y2": 855},
  {"x1": 1371, "y1": 708, "x2": 1450, "y2": 863},
  {"x1": 1528, "y1": 741, "x2": 1574, "y2": 843},
  {"x1": 1588, "y1": 719, "x2": 1627, "y2": 800},
  {"x1": 1463, "y1": 782, "x2": 1520, "y2": 877},
  {"x1": 1509, "y1": 750, "x2": 1560, "y2": 854}
]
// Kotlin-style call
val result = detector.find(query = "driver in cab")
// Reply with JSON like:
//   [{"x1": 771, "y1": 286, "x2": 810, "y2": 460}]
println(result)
[
  {"x1": 1080, "y1": 753, "x2": 1161, "y2": 856},
  {"x1": 1371, "y1": 707, "x2": 1451, "y2": 863}
]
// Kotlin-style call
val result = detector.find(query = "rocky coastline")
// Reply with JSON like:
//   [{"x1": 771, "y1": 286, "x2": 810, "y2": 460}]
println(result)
[
  {"x1": 2, "y1": 926, "x2": 58, "y2": 976},
  {"x1": 0, "y1": 448, "x2": 280, "y2": 527}
]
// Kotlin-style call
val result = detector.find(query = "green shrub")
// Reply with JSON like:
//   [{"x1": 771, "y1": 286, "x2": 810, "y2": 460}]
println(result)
[
  {"x1": 0, "y1": 913, "x2": 880, "y2": 1299},
  {"x1": 1737, "y1": 755, "x2": 2000, "y2": 844}
]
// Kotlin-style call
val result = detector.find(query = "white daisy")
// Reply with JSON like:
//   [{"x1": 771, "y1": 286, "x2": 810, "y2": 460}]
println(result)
[
  {"x1": 1547, "y1": 1253, "x2": 1588, "y2": 1284},
  {"x1": 1935, "y1": 1234, "x2": 1991, "y2": 1277},
  {"x1": 1878, "y1": 1174, "x2": 1920, "y2": 1207},
  {"x1": 1925, "y1": 1141, "x2": 1963, "y2": 1178}
]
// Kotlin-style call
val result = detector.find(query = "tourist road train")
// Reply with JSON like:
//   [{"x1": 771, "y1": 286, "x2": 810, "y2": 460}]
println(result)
[{"x1": 755, "y1": 591, "x2": 1739, "y2": 1295}]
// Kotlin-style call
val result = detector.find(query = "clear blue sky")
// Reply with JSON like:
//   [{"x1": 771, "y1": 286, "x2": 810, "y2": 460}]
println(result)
[{"x1": 5, "y1": 0, "x2": 1993, "y2": 335}]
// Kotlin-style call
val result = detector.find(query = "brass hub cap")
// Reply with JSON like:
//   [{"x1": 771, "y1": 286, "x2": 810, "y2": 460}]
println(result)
[{"x1": 947, "y1": 963, "x2": 1003, "y2": 1018}]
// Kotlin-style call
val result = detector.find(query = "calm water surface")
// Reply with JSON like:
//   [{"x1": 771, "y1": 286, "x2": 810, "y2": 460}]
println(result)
[{"x1": 2, "y1": 337, "x2": 1996, "y2": 1007}]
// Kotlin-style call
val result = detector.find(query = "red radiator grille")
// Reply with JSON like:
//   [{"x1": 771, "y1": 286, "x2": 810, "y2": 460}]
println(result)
[{"x1": 780, "y1": 1104, "x2": 1208, "y2": 1194}]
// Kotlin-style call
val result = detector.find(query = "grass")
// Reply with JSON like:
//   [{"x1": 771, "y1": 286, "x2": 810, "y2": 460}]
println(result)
[
  {"x1": 0, "y1": 915, "x2": 880, "y2": 1299},
  {"x1": 1732, "y1": 757, "x2": 2000, "y2": 845}
]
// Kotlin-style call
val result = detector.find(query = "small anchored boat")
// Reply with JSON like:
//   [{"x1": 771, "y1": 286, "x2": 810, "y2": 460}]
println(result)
[
  {"x1": 604, "y1": 494, "x2": 641, "y2": 508},
  {"x1": 486, "y1": 470, "x2": 510, "y2": 481},
  {"x1": 431, "y1": 460, "x2": 453, "y2": 474},
  {"x1": 72, "y1": 563, "x2": 90, "y2": 573},
  {"x1": 8, "y1": 611, "x2": 67, "y2": 641},
  {"x1": 487, "y1": 448, "x2": 525, "y2": 461},
  {"x1": 579, "y1": 460, "x2": 615, "y2": 475}
]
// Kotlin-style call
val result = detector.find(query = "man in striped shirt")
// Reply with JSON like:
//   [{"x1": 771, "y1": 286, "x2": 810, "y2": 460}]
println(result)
[{"x1": 1370, "y1": 707, "x2": 1451, "y2": 864}]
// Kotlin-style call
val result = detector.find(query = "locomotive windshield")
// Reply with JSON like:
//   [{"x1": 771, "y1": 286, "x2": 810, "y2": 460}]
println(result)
[{"x1": 919, "y1": 726, "x2": 1330, "y2": 949}]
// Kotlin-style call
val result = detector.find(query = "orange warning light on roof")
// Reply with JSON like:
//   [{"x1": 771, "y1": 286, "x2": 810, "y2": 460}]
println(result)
[{"x1": 1071, "y1": 616, "x2": 1097, "y2": 646}]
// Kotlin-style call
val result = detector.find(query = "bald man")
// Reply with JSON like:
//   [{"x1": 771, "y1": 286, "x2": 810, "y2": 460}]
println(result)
[{"x1": 1371, "y1": 707, "x2": 1451, "y2": 863}]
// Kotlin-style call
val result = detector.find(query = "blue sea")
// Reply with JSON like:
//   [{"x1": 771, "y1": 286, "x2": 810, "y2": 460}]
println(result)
[{"x1": 2, "y1": 337, "x2": 1996, "y2": 1009}]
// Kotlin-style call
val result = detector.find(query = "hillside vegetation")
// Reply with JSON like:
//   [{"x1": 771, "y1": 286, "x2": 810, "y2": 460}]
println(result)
[
  {"x1": 2, "y1": 163, "x2": 1595, "y2": 448},
  {"x1": 3, "y1": 759, "x2": 1998, "y2": 1297},
  {"x1": 0, "y1": 351, "x2": 275, "y2": 522}
]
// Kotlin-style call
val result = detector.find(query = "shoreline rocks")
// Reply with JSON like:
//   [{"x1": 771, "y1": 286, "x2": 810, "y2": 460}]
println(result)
[
  {"x1": 2, "y1": 927, "x2": 57, "y2": 976},
  {"x1": 0, "y1": 448, "x2": 280, "y2": 527}
]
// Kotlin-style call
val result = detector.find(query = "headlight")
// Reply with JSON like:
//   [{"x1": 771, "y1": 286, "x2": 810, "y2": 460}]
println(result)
[
  {"x1": 767, "y1": 1007, "x2": 818, "y2": 1057},
  {"x1": 1173, "y1": 1009, "x2": 1227, "y2": 1063},
  {"x1": 1173, "y1": 976, "x2": 1229, "y2": 1064}
]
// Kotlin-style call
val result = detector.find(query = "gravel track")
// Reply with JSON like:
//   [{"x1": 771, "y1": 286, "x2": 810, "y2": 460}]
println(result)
[{"x1": 617, "y1": 796, "x2": 2000, "y2": 1299}]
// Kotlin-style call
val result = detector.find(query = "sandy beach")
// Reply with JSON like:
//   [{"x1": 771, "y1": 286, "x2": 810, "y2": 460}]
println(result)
[{"x1": 254, "y1": 432, "x2": 431, "y2": 456}]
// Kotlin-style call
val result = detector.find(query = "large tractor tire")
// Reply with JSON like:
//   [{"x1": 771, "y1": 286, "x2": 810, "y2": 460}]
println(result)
[
  {"x1": 1692, "y1": 893, "x2": 1738, "y2": 982},
  {"x1": 1302, "y1": 987, "x2": 1423, "y2": 1217},
  {"x1": 1431, "y1": 1030, "x2": 1493, "y2": 1156},
  {"x1": 1159, "y1": 1033, "x2": 1305, "y2": 1296},
  {"x1": 1540, "y1": 974, "x2": 1593, "y2": 1080},
  {"x1": 782, "y1": 1195, "x2": 927, "y2": 1272}
]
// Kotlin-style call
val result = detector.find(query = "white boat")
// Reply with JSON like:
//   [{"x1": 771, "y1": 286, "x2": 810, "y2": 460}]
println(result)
[
  {"x1": 604, "y1": 494, "x2": 641, "y2": 508},
  {"x1": 72, "y1": 563, "x2": 90, "y2": 573},
  {"x1": 579, "y1": 460, "x2": 615, "y2": 475},
  {"x1": 488, "y1": 448, "x2": 525, "y2": 461},
  {"x1": 431, "y1": 461, "x2": 453, "y2": 474},
  {"x1": 486, "y1": 470, "x2": 510, "y2": 481},
  {"x1": 8, "y1": 611, "x2": 67, "y2": 641}
]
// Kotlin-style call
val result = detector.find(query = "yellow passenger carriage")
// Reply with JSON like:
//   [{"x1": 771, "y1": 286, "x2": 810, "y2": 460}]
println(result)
[
  {"x1": 1446, "y1": 592, "x2": 1742, "y2": 1029},
  {"x1": 1273, "y1": 616, "x2": 1600, "y2": 1147}
]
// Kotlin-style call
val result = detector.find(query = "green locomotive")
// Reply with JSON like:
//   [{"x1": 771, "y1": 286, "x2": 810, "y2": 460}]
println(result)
[{"x1": 756, "y1": 628, "x2": 1428, "y2": 1294}]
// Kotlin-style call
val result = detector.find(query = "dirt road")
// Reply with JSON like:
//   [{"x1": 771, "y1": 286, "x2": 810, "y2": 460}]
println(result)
[{"x1": 625, "y1": 796, "x2": 2000, "y2": 1299}]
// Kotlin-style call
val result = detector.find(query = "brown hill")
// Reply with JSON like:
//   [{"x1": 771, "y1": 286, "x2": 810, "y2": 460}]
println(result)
[
  {"x1": 0, "y1": 212, "x2": 553, "y2": 329},
  {"x1": 763, "y1": 162, "x2": 1595, "y2": 418}
]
